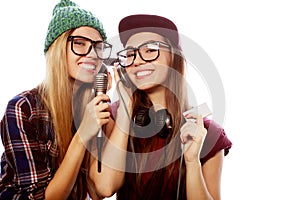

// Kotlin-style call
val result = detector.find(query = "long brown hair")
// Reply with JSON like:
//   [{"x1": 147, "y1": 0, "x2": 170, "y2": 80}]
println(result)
[
  {"x1": 39, "y1": 29, "x2": 93, "y2": 199},
  {"x1": 119, "y1": 38, "x2": 190, "y2": 199}
]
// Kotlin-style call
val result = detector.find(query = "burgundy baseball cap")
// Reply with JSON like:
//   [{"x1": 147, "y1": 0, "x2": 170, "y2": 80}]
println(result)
[{"x1": 118, "y1": 14, "x2": 180, "y2": 48}]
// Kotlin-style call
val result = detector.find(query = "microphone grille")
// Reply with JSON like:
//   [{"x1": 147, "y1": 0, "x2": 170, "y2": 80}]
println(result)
[{"x1": 95, "y1": 72, "x2": 108, "y2": 95}]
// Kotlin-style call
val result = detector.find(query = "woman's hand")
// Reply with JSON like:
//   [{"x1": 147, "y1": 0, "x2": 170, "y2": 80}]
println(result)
[
  {"x1": 112, "y1": 64, "x2": 133, "y2": 105},
  {"x1": 112, "y1": 65, "x2": 134, "y2": 133},
  {"x1": 180, "y1": 114, "x2": 207, "y2": 164},
  {"x1": 78, "y1": 94, "x2": 111, "y2": 145}
]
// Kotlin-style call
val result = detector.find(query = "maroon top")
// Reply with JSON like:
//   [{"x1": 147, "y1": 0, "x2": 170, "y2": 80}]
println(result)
[{"x1": 110, "y1": 101, "x2": 232, "y2": 200}]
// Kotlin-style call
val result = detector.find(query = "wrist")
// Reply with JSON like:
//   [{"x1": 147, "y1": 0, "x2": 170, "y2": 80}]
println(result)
[
  {"x1": 76, "y1": 128, "x2": 92, "y2": 146},
  {"x1": 115, "y1": 106, "x2": 132, "y2": 133},
  {"x1": 185, "y1": 160, "x2": 201, "y2": 169}
]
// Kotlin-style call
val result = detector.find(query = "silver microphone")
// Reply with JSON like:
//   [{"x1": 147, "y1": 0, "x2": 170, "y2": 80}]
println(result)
[
  {"x1": 95, "y1": 72, "x2": 108, "y2": 96},
  {"x1": 94, "y1": 66, "x2": 108, "y2": 173}
]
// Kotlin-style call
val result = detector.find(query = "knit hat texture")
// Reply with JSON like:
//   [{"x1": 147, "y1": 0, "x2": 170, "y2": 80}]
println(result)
[{"x1": 44, "y1": 0, "x2": 106, "y2": 53}]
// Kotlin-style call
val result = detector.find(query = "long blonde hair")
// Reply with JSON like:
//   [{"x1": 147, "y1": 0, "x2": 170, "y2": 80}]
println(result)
[
  {"x1": 40, "y1": 30, "x2": 74, "y2": 160},
  {"x1": 39, "y1": 29, "x2": 93, "y2": 199}
]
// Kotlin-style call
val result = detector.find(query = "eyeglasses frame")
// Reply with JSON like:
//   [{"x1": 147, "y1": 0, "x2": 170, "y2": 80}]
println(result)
[
  {"x1": 117, "y1": 41, "x2": 171, "y2": 68},
  {"x1": 67, "y1": 35, "x2": 112, "y2": 60}
]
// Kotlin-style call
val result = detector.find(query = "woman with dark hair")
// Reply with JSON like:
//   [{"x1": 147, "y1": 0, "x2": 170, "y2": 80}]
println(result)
[{"x1": 90, "y1": 14, "x2": 232, "y2": 200}]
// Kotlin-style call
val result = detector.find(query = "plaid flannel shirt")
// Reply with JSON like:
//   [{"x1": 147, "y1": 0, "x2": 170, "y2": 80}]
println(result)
[{"x1": 0, "y1": 88, "x2": 58, "y2": 199}]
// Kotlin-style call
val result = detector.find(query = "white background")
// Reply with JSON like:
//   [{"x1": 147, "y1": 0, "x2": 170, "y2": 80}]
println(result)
[{"x1": 1, "y1": 0, "x2": 300, "y2": 199}]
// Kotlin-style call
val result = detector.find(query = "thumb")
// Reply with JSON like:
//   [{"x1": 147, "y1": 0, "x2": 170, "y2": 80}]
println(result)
[{"x1": 196, "y1": 114, "x2": 204, "y2": 127}]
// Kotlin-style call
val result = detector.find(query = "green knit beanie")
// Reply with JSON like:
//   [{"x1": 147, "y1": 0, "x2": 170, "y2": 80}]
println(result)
[{"x1": 44, "y1": 0, "x2": 107, "y2": 53}]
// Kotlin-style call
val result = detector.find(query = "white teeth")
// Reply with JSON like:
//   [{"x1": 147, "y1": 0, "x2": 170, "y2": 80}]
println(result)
[
  {"x1": 136, "y1": 70, "x2": 152, "y2": 77},
  {"x1": 81, "y1": 65, "x2": 95, "y2": 70}
]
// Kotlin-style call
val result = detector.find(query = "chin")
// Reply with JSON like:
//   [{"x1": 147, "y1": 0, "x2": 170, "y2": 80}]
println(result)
[
  {"x1": 75, "y1": 76, "x2": 94, "y2": 84},
  {"x1": 136, "y1": 82, "x2": 160, "y2": 91}
]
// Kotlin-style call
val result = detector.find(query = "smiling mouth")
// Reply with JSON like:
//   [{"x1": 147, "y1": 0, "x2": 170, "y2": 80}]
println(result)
[
  {"x1": 80, "y1": 64, "x2": 96, "y2": 71},
  {"x1": 136, "y1": 70, "x2": 153, "y2": 77}
]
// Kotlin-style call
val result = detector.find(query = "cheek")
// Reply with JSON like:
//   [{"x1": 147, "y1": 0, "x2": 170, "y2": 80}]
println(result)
[
  {"x1": 158, "y1": 55, "x2": 172, "y2": 77},
  {"x1": 159, "y1": 51, "x2": 172, "y2": 66},
  {"x1": 158, "y1": 65, "x2": 170, "y2": 81}
]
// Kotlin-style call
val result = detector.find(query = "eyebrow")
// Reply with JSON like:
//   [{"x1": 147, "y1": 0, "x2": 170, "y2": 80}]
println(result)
[{"x1": 69, "y1": 35, "x2": 103, "y2": 43}]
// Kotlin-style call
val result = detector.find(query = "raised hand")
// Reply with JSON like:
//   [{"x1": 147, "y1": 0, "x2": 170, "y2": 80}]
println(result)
[{"x1": 180, "y1": 113, "x2": 207, "y2": 164}]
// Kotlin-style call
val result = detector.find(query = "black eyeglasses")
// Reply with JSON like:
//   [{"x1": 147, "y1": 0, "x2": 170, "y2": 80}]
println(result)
[
  {"x1": 68, "y1": 36, "x2": 112, "y2": 60},
  {"x1": 116, "y1": 41, "x2": 171, "y2": 68}
]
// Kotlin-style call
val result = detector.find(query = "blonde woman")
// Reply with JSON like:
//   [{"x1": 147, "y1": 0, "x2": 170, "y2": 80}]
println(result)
[{"x1": 0, "y1": 0, "x2": 119, "y2": 199}]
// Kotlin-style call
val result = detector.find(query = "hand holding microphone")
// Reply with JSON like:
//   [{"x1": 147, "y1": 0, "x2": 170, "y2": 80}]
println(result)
[{"x1": 94, "y1": 66, "x2": 109, "y2": 173}]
